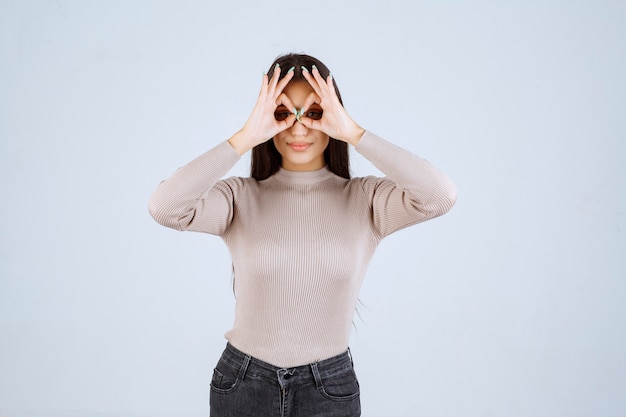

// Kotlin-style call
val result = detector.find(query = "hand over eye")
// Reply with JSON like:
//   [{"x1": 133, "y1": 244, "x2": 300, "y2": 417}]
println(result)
[
  {"x1": 230, "y1": 65, "x2": 298, "y2": 155},
  {"x1": 299, "y1": 66, "x2": 365, "y2": 146}
]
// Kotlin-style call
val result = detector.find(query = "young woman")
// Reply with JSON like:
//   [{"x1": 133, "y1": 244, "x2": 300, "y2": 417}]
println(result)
[{"x1": 149, "y1": 53, "x2": 457, "y2": 417}]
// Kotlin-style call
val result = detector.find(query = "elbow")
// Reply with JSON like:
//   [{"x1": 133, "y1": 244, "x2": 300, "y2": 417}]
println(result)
[
  {"x1": 148, "y1": 193, "x2": 186, "y2": 231},
  {"x1": 148, "y1": 194, "x2": 167, "y2": 227},
  {"x1": 435, "y1": 172, "x2": 458, "y2": 215},
  {"x1": 442, "y1": 181, "x2": 458, "y2": 214},
  {"x1": 423, "y1": 181, "x2": 457, "y2": 218},
  {"x1": 148, "y1": 198, "x2": 162, "y2": 224}
]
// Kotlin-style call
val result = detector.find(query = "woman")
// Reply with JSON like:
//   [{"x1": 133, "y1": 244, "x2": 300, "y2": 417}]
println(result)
[{"x1": 149, "y1": 53, "x2": 457, "y2": 417}]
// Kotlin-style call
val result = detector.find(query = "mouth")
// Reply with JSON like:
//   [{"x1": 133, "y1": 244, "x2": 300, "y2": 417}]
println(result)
[{"x1": 288, "y1": 142, "x2": 312, "y2": 152}]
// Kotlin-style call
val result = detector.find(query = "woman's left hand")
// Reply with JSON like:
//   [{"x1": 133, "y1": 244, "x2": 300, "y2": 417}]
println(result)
[{"x1": 299, "y1": 67, "x2": 365, "y2": 146}]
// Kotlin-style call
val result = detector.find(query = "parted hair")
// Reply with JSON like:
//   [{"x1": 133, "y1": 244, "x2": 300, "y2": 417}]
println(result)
[{"x1": 250, "y1": 53, "x2": 350, "y2": 181}]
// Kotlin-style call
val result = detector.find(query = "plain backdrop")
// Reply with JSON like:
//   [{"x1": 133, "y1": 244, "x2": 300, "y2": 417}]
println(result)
[{"x1": 1, "y1": 1, "x2": 624, "y2": 416}]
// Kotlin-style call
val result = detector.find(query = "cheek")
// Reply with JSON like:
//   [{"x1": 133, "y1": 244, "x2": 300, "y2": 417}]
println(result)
[
  {"x1": 273, "y1": 131, "x2": 285, "y2": 142},
  {"x1": 319, "y1": 135, "x2": 330, "y2": 149},
  {"x1": 272, "y1": 136, "x2": 287, "y2": 155},
  {"x1": 272, "y1": 131, "x2": 285, "y2": 144}
]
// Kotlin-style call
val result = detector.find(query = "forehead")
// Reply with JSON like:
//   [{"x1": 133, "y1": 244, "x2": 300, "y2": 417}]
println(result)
[{"x1": 282, "y1": 80, "x2": 314, "y2": 103}]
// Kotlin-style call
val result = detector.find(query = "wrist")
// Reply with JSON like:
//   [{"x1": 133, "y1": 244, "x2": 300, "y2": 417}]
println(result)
[
  {"x1": 346, "y1": 127, "x2": 366, "y2": 147},
  {"x1": 228, "y1": 129, "x2": 257, "y2": 156}
]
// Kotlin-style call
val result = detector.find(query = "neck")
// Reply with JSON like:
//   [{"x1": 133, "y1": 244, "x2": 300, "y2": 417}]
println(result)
[{"x1": 271, "y1": 166, "x2": 335, "y2": 185}]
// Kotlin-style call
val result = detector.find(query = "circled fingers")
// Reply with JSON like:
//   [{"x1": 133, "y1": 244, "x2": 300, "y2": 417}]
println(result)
[{"x1": 300, "y1": 92, "x2": 322, "y2": 115}]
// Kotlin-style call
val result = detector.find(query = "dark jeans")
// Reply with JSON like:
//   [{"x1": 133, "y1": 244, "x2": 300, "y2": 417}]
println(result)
[{"x1": 210, "y1": 343, "x2": 361, "y2": 417}]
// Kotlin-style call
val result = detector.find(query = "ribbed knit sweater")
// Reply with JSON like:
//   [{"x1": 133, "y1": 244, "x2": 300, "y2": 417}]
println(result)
[{"x1": 149, "y1": 131, "x2": 456, "y2": 367}]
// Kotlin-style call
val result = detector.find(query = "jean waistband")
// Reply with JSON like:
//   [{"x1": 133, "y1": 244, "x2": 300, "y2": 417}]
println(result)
[{"x1": 220, "y1": 343, "x2": 354, "y2": 388}]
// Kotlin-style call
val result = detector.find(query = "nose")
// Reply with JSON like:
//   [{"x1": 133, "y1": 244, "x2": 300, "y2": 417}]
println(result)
[{"x1": 291, "y1": 120, "x2": 308, "y2": 136}]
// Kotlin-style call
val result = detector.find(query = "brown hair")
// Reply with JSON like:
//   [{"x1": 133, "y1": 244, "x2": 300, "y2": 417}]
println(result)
[{"x1": 251, "y1": 53, "x2": 350, "y2": 180}]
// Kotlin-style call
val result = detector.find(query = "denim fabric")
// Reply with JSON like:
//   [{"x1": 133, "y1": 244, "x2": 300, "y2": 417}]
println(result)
[{"x1": 210, "y1": 343, "x2": 361, "y2": 417}]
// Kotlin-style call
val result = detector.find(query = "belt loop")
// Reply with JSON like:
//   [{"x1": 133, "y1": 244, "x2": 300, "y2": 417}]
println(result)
[
  {"x1": 310, "y1": 362, "x2": 323, "y2": 390},
  {"x1": 238, "y1": 354, "x2": 251, "y2": 381}
]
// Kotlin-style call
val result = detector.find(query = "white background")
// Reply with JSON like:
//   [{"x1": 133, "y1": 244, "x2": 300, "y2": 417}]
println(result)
[{"x1": 1, "y1": 1, "x2": 624, "y2": 416}]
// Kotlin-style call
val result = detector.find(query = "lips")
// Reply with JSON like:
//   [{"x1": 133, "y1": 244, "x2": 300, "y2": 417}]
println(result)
[{"x1": 288, "y1": 142, "x2": 312, "y2": 151}]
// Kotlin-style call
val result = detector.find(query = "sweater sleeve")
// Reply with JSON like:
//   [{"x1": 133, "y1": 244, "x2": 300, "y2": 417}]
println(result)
[
  {"x1": 148, "y1": 140, "x2": 242, "y2": 235},
  {"x1": 355, "y1": 131, "x2": 457, "y2": 238}
]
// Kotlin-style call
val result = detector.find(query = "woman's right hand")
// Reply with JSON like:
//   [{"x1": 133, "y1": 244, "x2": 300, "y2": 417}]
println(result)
[{"x1": 228, "y1": 65, "x2": 296, "y2": 155}]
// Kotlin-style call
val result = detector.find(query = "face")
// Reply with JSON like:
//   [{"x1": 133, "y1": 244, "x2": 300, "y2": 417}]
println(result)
[{"x1": 273, "y1": 81, "x2": 330, "y2": 171}]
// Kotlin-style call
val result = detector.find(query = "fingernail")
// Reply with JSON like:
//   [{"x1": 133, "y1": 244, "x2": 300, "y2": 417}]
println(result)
[
  {"x1": 275, "y1": 63, "x2": 280, "y2": 70},
  {"x1": 287, "y1": 66, "x2": 295, "y2": 73},
  {"x1": 312, "y1": 65, "x2": 318, "y2": 72},
  {"x1": 329, "y1": 72, "x2": 333, "y2": 79},
  {"x1": 301, "y1": 66, "x2": 309, "y2": 72}
]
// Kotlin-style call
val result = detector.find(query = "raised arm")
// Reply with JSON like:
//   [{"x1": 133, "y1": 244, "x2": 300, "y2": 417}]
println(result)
[
  {"x1": 298, "y1": 65, "x2": 456, "y2": 237},
  {"x1": 148, "y1": 64, "x2": 299, "y2": 234}
]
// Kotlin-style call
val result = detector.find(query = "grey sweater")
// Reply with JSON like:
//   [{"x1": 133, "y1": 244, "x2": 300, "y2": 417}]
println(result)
[{"x1": 149, "y1": 131, "x2": 457, "y2": 367}]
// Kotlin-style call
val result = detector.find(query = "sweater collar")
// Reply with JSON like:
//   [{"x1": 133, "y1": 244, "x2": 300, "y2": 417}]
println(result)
[{"x1": 272, "y1": 166, "x2": 336, "y2": 185}]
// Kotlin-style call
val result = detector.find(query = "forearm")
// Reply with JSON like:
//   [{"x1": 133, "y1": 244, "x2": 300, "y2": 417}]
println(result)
[
  {"x1": 355, "y1": 131, "x2": 457, "y2": 214},
  {"x1": 227, "y1": 129, "x2": 262, "y2": 156}
]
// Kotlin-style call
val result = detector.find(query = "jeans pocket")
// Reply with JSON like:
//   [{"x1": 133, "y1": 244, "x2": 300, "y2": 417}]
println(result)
[
  {"x1": 320, "y1": 367, "x2": 360, "y2": 401},
  {"x1": 210, "y1": 361, "x2": 241, "y2": 394}
]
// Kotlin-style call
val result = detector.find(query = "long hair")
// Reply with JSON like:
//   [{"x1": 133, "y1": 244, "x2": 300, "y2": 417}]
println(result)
[{"x1": 251, "y1": 53, "x2": 350, "y2": 181}]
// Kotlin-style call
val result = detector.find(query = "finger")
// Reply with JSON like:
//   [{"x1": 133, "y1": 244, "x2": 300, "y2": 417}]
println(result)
[
  {"x1": 311, "y1": 70, "x2": 340, "y2": 109},
  {"x1": 301, "y1": 92, "x2": 321, "y2": 113},
  {"x1": 326, "y1": 73, "x2": 334, "y2": 89},
  {"x1": 258, "y1": 73, "x2": 270, "y2": 97},
  {"x1": 275, "y1": 68, "x2": 295, "y2": 96},
  {"x1": 267, "y1": 64, "x2": 282, "y2": 95},
  {"x1": 310, "y1": 65, "x2": 331, "y2": 96},
  {"x1": 298, "y1": 116, "x2": 324, "y2": 132},
  {"x1": 301, "y1": 67, "x2": 324, "y2": 98},
  {"x1": 276, "y1": 93, "x2": 296, "y2": 113},
  {"x1": 325, "y1": 73, "x2": 342, "y2": 106},
  {"x1": 272, "y1": 114, "x2": 296, "y2": 137},
  {"x1": 277, "y1": 113, "x2": 296, "y2": 130}
]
